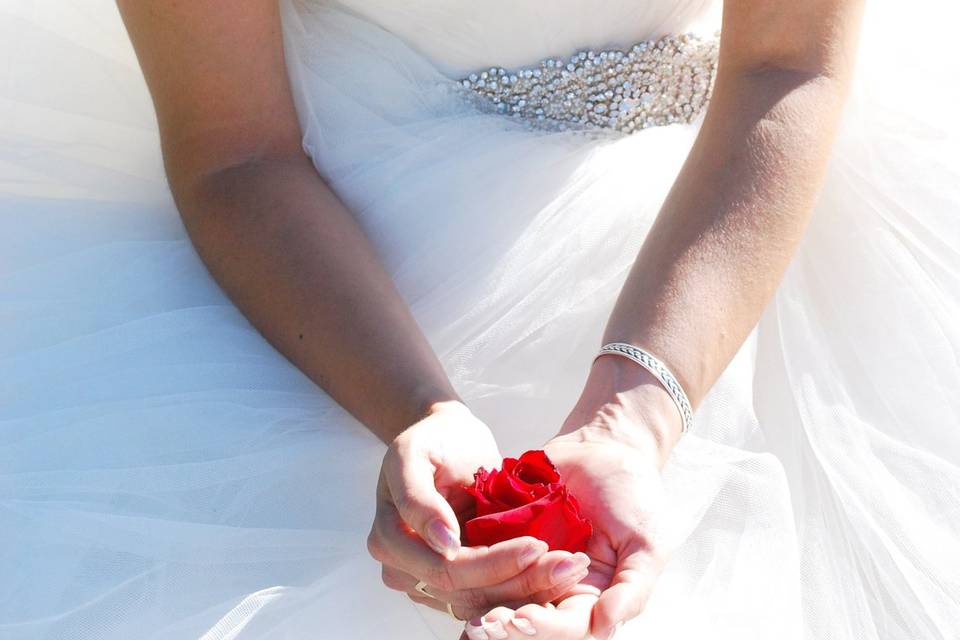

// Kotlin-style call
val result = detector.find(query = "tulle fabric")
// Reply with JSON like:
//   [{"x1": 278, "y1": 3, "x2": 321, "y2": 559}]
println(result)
[{"x1": 1, "y1": 1, "x2": 958, "y2": 639}]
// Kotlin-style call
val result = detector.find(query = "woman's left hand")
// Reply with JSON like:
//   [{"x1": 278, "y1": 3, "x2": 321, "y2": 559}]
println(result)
[{"x1": 462, "y1": 358, "x2": 681, "y2": 640}]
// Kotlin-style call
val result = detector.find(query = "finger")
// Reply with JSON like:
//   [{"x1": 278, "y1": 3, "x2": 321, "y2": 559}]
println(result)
[
  {"x1": 498, "y1": 552, "x2": 589, "y2": 609},
  {"x1": 589, "y1": 542, "x2": 664, "y2": 640},
  {"x1": 379, "y1": 447, "x2": 463, "y2": 559},
  {"x1": 372, "y1": 508, "x2": 548, "y2": 591},
  {"x1": 370, "y1": 501, "x2": 453, "y2": 586},
  {"x1": 380, "y1": 550, "x2": 565, "y2": 598},
  {"x1": 421, "y1": 551, "x2": 586, "y2": 622},
  {"x1": 528, "y1": 594, "x2": 596, "y2": 638},
  {"x1": 403, "y1": 576, "x2": 481, "y2": 624},
  {"x1": 409, "y1": 592, "x2": 475, "y2": 624},
  {"x1": 474, "y1": 607, "x2": 532, "y2": 640},
  {"x1": 407, "y1": 591, "x2": 447, "y2": 613},
  {"x1": 448, "y1": 537, "x2": 552, "y2": 589},
  {"x1": 380, "y1": 564, "x2": 416, "y2": 593},
  {"x1": 464, "y1": 618, "x2": 486, "y2": 640},
  {"x1": 480, "y1": 595, "x2": 596, "y2": 640},
  {"x1": 482, "y1": 608, "x2": 528, "y2": 638},
  {"x1": 518, "y1": 559, "x2": 592, "y2": 607},
  {"x1": 453, "y1": 551, "x2": 589, "y2": 612},
  {"x1": 383, "y1": 548, "x2": 586, "y2": 623}
]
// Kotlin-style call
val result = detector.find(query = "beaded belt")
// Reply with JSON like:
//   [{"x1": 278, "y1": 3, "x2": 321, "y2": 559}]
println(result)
[{"x1": 458, "y1": 32, "x2": 719, "y2": 134}]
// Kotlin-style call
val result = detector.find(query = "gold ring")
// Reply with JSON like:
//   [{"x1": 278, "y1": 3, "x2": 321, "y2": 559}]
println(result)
[
  {"x1": 413, "y1": 580, "x2": 462, "y2": 621},
  {"x1": 413, "y1": 580, "x2": 436, "y2": 599},
  {"x1": 446, "y1": 600, "x2": 464, "y2": 622}
]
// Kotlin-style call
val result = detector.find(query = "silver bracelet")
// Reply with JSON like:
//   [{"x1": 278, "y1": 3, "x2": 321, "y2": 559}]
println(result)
[{"x1": 592, "y1": 342, "x2": 694, "y2": 434}]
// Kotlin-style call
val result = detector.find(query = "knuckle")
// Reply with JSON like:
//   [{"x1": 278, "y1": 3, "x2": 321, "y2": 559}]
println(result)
[
  {"x1": 426, "y1": 562, "x2": 456, "y2": 593},
  {"x1": 365, "y1": 530, "x2": 384, "y2": 561},
  {"x1": 457, "y1": 587, "x2": 489, "y2": 611},
  {"x1": 519, "y1": 570, "x2": 543, "y2": 595},
  {"x1": 389, "y1": 432, "x2": 416, "y2": 460},
  {"x1": 380, "y1": 566, "x2": 408, "y2": 591},
  {"x1": 390, "y1": 487, "x2": 420, "y2": 517}
]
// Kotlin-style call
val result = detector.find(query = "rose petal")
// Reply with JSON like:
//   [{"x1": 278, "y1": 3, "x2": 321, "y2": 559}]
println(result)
[
  {"x1": 513, "y1": 450, "x2": 561, "y2": 484},
  {"x1": 465, "y1": 486, "x2": 506, "y2": 516},
  {"x1": 490, "y1": 468, "x2": 541, "y2": 507},
  {"x1": 464, "y1": 486, "x2": 592, "y2": 553},
  {"x1": 466, "y1": 468, "x2": 510, "y2": 516}
]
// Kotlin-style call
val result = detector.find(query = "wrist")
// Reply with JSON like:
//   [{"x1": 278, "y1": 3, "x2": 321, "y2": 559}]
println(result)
[
  {"x1": 383, "y1": 383, "x2": 466, "y2": 443},
  {"x1": 423, "y1": 398, "x2": 471, "y2": 418},
  {"x1": 557, "y1": 354, "x2": 684, "y2": 467}
]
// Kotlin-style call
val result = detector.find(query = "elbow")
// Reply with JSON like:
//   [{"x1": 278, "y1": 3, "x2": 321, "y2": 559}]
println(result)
[
  {"x1": 719, "y1": 0, "x2": 865, "y2": 84},
  {"x1": 166, "y1": 151, "x2": 310, "y2": 224}
]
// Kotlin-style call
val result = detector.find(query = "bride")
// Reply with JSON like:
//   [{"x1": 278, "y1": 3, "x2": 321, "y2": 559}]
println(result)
[{"x1": 2, "y1": 0, "x2": 958, "y2": 639}]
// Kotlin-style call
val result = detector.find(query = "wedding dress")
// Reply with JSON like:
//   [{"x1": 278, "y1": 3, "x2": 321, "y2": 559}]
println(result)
[{"x1": 2, "y1": 0, "x2": 959, "y2": 638}]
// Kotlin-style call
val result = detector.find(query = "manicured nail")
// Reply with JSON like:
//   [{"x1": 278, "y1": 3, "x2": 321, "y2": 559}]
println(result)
[
  {"x1": 465, "y1": 617, "x2": 489, "y2": 640},
  {"x1": 606, "y1": 621, "x2": 624, "y2": 640},
  {"x1": 518, "y1": 541, "x2": 547, "y2": 568},
  {"x1": 484, "y1": 619, "x2": 509, "y2": 639},
  {"x1": 511, "y1": 617, "x2": 537, "y2": 636},
  {"x1": 425, "y1": 519, "x2": 460, "y2": 560},
  {"x1": 551, "y1": 553, "x2": 590, "y2": 583}
]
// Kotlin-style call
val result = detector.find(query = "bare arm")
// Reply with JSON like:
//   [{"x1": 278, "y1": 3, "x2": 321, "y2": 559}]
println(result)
[
  {"x1": 118, "y1": 2, "x2": 584, "y2": 615},
  {"x1": 572, "y1": 0, "x2": 866, "y2": 459},
  {"x1": 474, "y1": 4, "x2": 872, "y2": 638},
  {"x1": 117, "y1": 0, "x2": 459, "y2": 443}
]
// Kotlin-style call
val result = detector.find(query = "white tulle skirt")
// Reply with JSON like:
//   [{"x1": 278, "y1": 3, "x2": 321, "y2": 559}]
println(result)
[{"x1": 2, "y1": 1, "x2": 959, "y2": 639}]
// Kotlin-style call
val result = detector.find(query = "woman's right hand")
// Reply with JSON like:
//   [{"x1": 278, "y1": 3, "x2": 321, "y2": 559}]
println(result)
[{"x1": 367, "y1": 400, "x2": 592, "y2": 624}]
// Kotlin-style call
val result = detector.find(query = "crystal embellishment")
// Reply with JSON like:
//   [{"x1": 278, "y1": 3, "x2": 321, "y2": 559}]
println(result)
[{"x1": 459, "y1": 33, "x2": 719, "y2": 134}]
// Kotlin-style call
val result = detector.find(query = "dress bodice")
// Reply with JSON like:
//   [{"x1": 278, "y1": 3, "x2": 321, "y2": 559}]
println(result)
[{"x1": 328, "y1": 0, "x2": 720, "y2": 76}]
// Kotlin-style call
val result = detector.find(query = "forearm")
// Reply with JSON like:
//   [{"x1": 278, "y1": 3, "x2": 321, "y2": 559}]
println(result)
[
  {"x1": 605, "y1": 71, "x2": 849, "y2": 404},
  {"x1": 576, "y1": 3, "x2": 864, "y2": 456},
  {"x1": 171, "y1": 154, "x2": 459, "y2": 442}
]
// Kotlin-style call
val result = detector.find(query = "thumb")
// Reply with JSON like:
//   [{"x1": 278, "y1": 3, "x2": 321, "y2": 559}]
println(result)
[
  {"x1": 589, "y1": 544, "x2": 662, "y2": 639},
  {"x1": 383, "y1": 449, "x2": 462, "y2": 560}
]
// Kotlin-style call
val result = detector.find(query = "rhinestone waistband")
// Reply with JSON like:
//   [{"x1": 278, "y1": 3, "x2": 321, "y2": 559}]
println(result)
[{"x1": 458, "y1": 32, "x2": 719, "y2": 134}]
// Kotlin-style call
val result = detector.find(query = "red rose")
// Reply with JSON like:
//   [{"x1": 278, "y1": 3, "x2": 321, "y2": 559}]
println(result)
[{"x1": 462, "y1": 450, "x2": 592, "y2": 553}]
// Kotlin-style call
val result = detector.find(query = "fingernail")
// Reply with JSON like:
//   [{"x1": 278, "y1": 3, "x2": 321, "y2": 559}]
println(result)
[
  {"x1": 519, "y1": 541, "x2": 547, "y2": 568},
  {"x1": 551, "y1": 554, "x2": 590, "y2": 583},
  {"x1": 465, "y1": 617, "x2": 489, "y2": 640},
  {"x1": 606, "y1": 621, "x2": 624, "y2": 640},
  {"x1": 511, "y1": 617, "x2": 537, "y2": 636},
  {"x1": 425, "y1": 519, "x2": 460, "y2": 559},
  {"x1": 484, "y1": 619, "x2": 509, "y2": 640}
]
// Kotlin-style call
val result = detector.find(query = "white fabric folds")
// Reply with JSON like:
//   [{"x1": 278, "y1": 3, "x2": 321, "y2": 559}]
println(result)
[{"x1": 1, "y1": 1, "x2": 959, "y2": 638}]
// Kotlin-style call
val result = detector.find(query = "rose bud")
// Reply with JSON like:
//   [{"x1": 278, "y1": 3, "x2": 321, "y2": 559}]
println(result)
[{"x1": 462, "y1": 449, "x2": 592, "y2": 553}]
